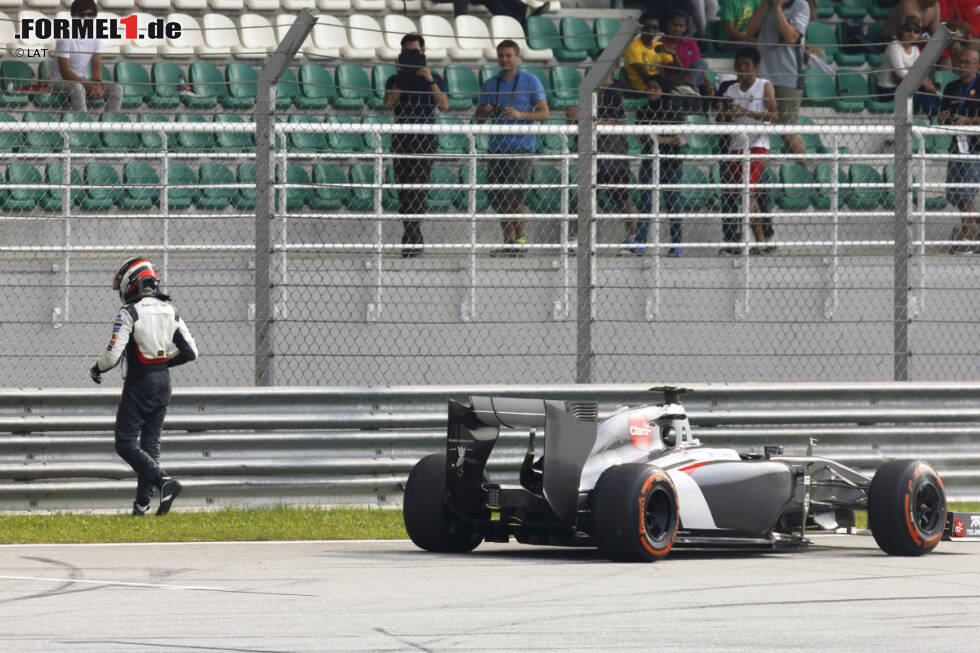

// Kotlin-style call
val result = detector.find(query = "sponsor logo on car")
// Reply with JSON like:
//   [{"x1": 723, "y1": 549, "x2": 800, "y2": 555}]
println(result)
[
  {"x1": 628, "y1": 413, "x2": 653, "y2": 451},
  {"x1": 953, "y1": 519, "x2": 965, "y2": 538},
  {"x1": 972, "y1": 515, "x2": 980, "y2": 528}
]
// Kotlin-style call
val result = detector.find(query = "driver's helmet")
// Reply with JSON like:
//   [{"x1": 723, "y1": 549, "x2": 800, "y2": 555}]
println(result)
[{"x1": 112, "y1": 257, "x2": 158, "y2": 304}]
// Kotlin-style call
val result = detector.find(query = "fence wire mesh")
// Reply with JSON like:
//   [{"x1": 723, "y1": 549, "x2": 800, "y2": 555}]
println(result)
[{"x1": 0, "y1": 12, "x2": 978, "y2": 386}]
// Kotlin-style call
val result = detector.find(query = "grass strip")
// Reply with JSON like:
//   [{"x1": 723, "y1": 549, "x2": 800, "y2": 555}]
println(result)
[
  {"x1": 0, "y1": 506, "x2": 407, "y2": 544},
  {"x1": 0, "y1": 503, "x2": 977, "y2": 545}
]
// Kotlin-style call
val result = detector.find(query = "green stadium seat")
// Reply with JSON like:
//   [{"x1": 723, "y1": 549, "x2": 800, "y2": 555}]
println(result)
[
  {"x1": 830, "y1": 23, "x2": 868, "y2": 66},
  {"x1": 347, "y1": 163, "x2": 375, "y2": 212},
  {"x1": 63, "y1": 112, "x2": 100, "y2": 151},
  {"x1": 185, "y1": 62, "x2": 224, "y2": 109},
  {"x1": 197, "y1": 162, "x2": 236, "y2": 211},
  {"x1": 100, "y1": 113, "x2": 141, "y2": 151},
  {"x1": 539, "y1": 117, "x2": 571, "y2": 155},
  {"x1": 803, "y1": 69, "x2": 836, "y2": 107},
  {"x1": 834, "y1": 70, "x2": 868, "y2": 112},
  {"x1": 479, "y1": 64, "x2": 501, "y2": 86},
  {"x1": 234, "y1": 163, "x2": 257, "y2": 211},
  {"x1": 680, "y1": 114, "x2": 718, "y2": 155},
  {"x1": 865, "y1": 23, "x2": 885, "y2": 66},
  {"x1": 136, "y1": 113, "x2": 169, "y2": 150},
  {"x1": 774, "y1": 163, "x2": 813, "y2": 210},
  {"x1": 868, "y1": 3, "x2": 891, "y2": 20},
  {"x1": 426, "y1": 164, "x2": 462, "y2": 212},
  {"x1": 326, "y1": 115, "x2": 370, "y2": 153},
  {"x1": 807, "y1": 22, "x2": 851, "y2": 67},
  {"x1": 149, "y1": 62, "x2": 183, "y2": 109},
  {"x1": 80, "y1": 162, "x2": 121, "y2": 211},
  {"x1": 0, "y1": 60, "x2": 33, "y2": 107},
  {"x1": 41, "y1": 163, "x2": 81, "y2": 212},
  {"x1": 1, "y1": 163, "x2": 43, "y2": 211},
  {"x1": 845, "y1": 164, "x2": 883, "y2": 209},
  {"x1": 224, "y1": 62, "x2": 258, "y2": 109},
  {"x1": 550, "y1": 66, "x2": 582, "y2": 109},
  {"x1": 934, "y1": 70, "x2": 958, "y2": 91},
  {"x1": 114, "y1": 61, "x2": 150, "y2": 109},
  {"x1": 296, "y1": 64, "x2": 335, "y2": 109},
  {"x1": 33, "y1": 61, "x2": 67, "y2": 109},
  {"x1": 814, "y1": 0, "x2": 835, "y2": 19},
  {"x1": 865, "y1": 74, "x2": 893, "y2": 113},
  {"x1": 310, "y1": 163, "x2": 349, "y2": 211},
  {"x1": 0, "y1": 112, "x2": 24, "y2": 152},
  {"x1": 835, "y1": 0, "x2": 872, "y2": 19},
  {"x1": 214, "y1": 114, "x2": 255, "y2": 151},
  {"x1": 677, "y1": 165, "x2": 712, "y2": 212},
  {"x1": 796, "y1": 116, "x2": 830, "y2": 154},
  {"x1": 370, "y1": 64, "x2": 396, "y2": 111},
  {"x1": 520, "y1": 65, "x2": 555, "y2": 108},
  {"x1": 702, "y1": 20, "x2": 732, "y2": 58},
  {"x1": 120, "y1": 161, "x2": 160, "y2": 211},
  {"x1": 436, "y1": 116, "x2": 468, "y2": 155},
  {"x1": 167, "y1": 161, "x2": 199, "y2": 211},
  {"x1": 277, "y1": 68, "x2": 299, "y2": 110},
  {"x1": 289, "y1": 114, "x2": 328, "y2": 152},
  {"x1": 593, "y1": 17, "x2": 620, "y2": 52},
  {"x1": 925, "y1": 122, "x2": 952, "y2": 154},
  {"x1": 383, "y1": 165, "x2": 399, "y2": 212},
  {"x1": 445, "y1": 64, "x2": 480, "y2": 111},
  {"x1": 526, "y1": 16, "x2": 588, "y2": 61},
  {"x1": 560, "y1": 17, "x2": 598, "y2": 59},
  {"x1": 334, "y1": 64, "x2": 372, "y2": 110},
  {"x1": 811, "y1": 162, "x2": 847, "y2": 209},
  {"x1": 174, "y1": 114, "x2": 215, "y2": 151},
  {"x1": 22, "y1": 111, "x2": 62, "y2": 152},
  {"x1": 528, "y1": 165, "x2": 562, "y2": 213},
  {"x1": 882, "y1": 163, "x2": 947, "y2": 211},
  {"x1": 360, "y1": 115, "x2": 392, "y2": 152}
]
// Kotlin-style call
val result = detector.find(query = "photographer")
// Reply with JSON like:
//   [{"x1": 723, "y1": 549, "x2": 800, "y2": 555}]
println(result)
[
  {"x1": 383, "y1": 35, "x2": 448, "y2": 258},
  {"x1": 939, "y1": 47, "x2": 980, "y2": 254},
  {"x1": 475, "y1": 40, "x2": 549, "y2": 254}
]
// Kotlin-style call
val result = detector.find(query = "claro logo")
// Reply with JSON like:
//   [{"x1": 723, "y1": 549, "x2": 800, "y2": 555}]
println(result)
[
  {"x1": 628, "y1": 413, "x2": 653, "y2": 451},
  {"x1": 953, "y1": 519, "x2": 965, "y2": 537}
]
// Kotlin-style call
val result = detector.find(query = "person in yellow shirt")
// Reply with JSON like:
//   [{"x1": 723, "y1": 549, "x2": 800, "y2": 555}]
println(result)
[{"x1": 624, "y1": 12, "x2": 675, "y2": 92}]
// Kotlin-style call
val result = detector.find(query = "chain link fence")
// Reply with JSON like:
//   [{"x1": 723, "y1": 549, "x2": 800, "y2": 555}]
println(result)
[{"x1": 0, "y1": 16, "x2": 978, "y2": 386}]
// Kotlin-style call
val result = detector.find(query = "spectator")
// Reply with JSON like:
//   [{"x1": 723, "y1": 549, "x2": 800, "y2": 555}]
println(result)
[
  {"x1": 882, "y1": 0, "x2": 941, "y2": 40},
  {"x1": 475, "y1": 40, "x2": 549, "y2": 254},
  {"x1": 635, "y1": 77, "x2": 683, "y2": 254},
  {"x1": 567, "y1": 68, "x2": 642, "y2": 254},
  {"x1": 659, "y1": 9, "x2": 715, "y2": 96},
  {"x1": 49, "y1": 0, "x2": 122, "y2": 114},
  {"x1": 719, "y1": 47, "x2": 778, "y2": 254},
  {"x1": 721, "y1": 0, "x2": 762, "y2": 47},
  {"x1": 432, "y1": 0, "x2": 551, "y2": 23},
  {"x1": 745, "y1": 0, "x2": 809, "y2": 165},
  {"x1": 624, "y1": 12, "x2": 676, "y2": 94},
  {"x1": 686, "y1": 0, "x2": 721, "y2": 38},
  {"x1": 383, "y1": 35, "x2": 449, "y2": 258},
  {"x1": 936, "y1": 24, "x2": 972, "y2": 72},
  {"x1": 941, "y1": 0, "x2": 980, "y2": 40},
  {"x1": 938, "y1": 47, "x2": 980, "y2": 253},
  {"x1": 877, "y1": 15, "x2": 942, "y2": 117}
]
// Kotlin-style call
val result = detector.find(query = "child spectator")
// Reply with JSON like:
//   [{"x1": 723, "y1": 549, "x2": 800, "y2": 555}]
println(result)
[
  {"x1": 659, "y1": 9, "x2": 715, "y2": 97},
  {"x1": 624, "y1": 13, "x2": 675, "y2": 94},
  {"x1": 719, "y1": 47, "x2": 778, "y2": 254},
  {"x1": 721, "y1": 0, "x2": 762, "y2": 48}
]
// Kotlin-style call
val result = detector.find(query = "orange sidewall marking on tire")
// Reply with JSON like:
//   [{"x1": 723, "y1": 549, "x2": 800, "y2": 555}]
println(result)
[
  {"x1": 904, "y1": 492, "x2": 922, "y2": 547},
  {"x1": 638, "y1": 472, "x2": 675, "y2": 557}
]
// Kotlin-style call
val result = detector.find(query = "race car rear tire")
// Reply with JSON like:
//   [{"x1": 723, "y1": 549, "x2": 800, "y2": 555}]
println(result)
[
  {"x1": 403, "y1": 453, "x2": 482, "y2": 553},
  {"x1": 868, "y1": 459, "x2": 946, "y2": 556},
  {"x1": 591, "y1": 463, "x2": 679, "y2": 562}
]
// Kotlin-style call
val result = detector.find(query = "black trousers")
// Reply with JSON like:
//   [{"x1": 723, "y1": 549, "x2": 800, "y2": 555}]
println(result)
[
  {"x1": 115, "y1": 371, "x2": 171, "y2": 506},
  {"x1": 393, "y1": 139, "x2": 437, "y2": 245},
  {"x1": 432, "y1": 0, "x2": 526, "y2": 21}
]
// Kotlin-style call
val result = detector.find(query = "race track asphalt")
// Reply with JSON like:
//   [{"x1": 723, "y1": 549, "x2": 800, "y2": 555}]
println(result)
[{"x1": 0, "y1": 535, "x2": 978, "y2": 652}]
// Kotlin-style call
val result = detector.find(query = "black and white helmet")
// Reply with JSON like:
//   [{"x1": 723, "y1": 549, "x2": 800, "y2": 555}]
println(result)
[{"x1": 112, "y1": 257, "x2": 159, "y2": 304}]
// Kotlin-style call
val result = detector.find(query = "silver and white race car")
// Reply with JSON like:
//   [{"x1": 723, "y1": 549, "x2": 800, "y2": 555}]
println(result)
[{"x1": 403, "y1": 388, "x2": 949, "y2": 561}]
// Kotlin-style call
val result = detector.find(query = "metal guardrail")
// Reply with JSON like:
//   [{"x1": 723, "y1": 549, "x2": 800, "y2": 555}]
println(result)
[{"x1": 0, "y1": 383, "x2": 978, "y2": 511}]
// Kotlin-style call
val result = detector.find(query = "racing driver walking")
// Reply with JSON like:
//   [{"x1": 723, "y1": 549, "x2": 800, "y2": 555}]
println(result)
[{"x1": 89, "y1": 258, "x2": 198, "y2": 516}]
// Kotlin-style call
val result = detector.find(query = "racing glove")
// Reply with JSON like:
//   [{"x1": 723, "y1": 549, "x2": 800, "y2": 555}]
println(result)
[{"x1": 89, "y1": 364, "x2": 102, "y2": 385}]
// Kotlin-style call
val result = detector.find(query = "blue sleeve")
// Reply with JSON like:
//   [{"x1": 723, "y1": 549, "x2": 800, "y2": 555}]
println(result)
[
  {"x1": 528, "y1": 75, "x2": 546, "y2": 104},
  {"x1": 478, "y1": 79, "x2": 492, "y2": 106},
  {"x1": 435, "y1": 73, "x2": 447, "y2": 93}
]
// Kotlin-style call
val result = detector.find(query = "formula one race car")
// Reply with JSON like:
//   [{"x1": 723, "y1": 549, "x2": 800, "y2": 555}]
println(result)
[{"x1": 402, "y1": 388, "x2": 949, "y2": 561}]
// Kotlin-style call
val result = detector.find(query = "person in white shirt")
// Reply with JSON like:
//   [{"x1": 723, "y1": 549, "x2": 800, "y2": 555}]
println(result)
[
  {"x1": 876, "y1": 15, "x2": 941, "y2": 116},
  {"x1": 49, "y1": 0, "x2": 122, "y2": 113},
  {"x1": 720, "y1": 46, "x2": 778, "y2": 253}
]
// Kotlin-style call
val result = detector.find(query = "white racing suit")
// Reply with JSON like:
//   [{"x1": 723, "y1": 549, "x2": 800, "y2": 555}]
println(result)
[{"x1": 93, "y1": 294, "x2": 198, "y2": 506}]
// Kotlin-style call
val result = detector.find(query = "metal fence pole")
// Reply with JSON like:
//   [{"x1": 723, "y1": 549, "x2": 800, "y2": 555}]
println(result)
[
  {"x1": 575, "y1": 18, "x2": 638, "y2": 383},
  {"x1": 254, "y1": 10, "x2": 316, "y2": 386},
  {"x1": 892, "y1": 25, "x2": 950, "y2": 381}
]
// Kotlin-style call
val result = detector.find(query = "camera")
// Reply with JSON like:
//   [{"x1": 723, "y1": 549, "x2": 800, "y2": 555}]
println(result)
[{"x1": 396, "y1": 49, "x2": 427, "y2": 89}]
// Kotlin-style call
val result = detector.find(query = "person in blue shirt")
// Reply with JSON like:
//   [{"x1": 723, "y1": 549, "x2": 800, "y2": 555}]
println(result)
[{"x1": 476, "y1": 40, "x2": 550, "y2": 253}]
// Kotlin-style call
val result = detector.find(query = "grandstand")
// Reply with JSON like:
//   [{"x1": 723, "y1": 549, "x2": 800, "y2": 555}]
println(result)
[{"x1": 0, "y1": 1, "x2": 979, "y2": 387}]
